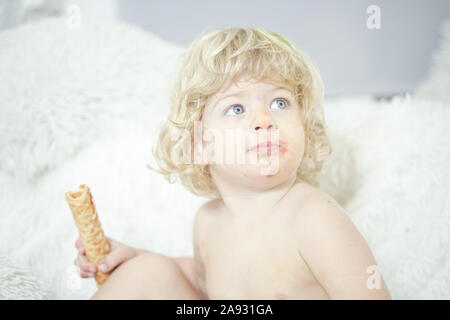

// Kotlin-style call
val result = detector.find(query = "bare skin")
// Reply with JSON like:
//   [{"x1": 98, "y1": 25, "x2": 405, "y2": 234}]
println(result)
[
  {"x1": 81, "y1": 76, "x2": 391, "y2": 299},
  {"x1": 90, "y1": 252, "x2": 201, "y2": 300},
  {"x1": 193, "y1": 181, "x2": 391, "y2": 299},
  {"x1": 196, "y1": 181, "x2": 329, "y2": 299},
  {"x1": 194, "y1": 77, "x2": 391, "y2": 299},
  {"x1": 75, "y1": 238, "x2": 204, "y2": 299},
  {"x1": 85, "y1": 180, "x2": 390, "y2": 299}
]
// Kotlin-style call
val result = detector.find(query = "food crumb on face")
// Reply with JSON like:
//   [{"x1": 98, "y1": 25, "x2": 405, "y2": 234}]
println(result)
[{"x1": 275, "y1": 263, "x2": 288, "y2": 274}]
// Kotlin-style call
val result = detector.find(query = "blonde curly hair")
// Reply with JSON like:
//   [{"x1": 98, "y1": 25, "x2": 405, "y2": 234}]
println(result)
[{"x1": 148, "y1": 27, "x2": 332, "y2": 199}]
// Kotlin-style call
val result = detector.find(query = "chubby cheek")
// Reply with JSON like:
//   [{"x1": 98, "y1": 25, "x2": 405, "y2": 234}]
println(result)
[
  {"x1": 282, "y1": 125, "x2": 305, "y2": 164},
  {"x1": 283, "y1": 141, "x2": 303, "y2": 166}
]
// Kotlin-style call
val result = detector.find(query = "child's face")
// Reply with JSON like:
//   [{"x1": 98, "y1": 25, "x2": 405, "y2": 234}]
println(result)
[{"x1": 200, "y1": 76, "x2": 306, "y2": 184}]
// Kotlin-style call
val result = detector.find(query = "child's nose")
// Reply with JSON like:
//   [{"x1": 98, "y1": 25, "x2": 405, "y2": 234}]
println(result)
[{"x1": 252, "y1": 111, "x2": 276, "y2": 131}]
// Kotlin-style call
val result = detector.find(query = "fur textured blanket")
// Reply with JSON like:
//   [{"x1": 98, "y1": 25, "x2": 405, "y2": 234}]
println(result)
[{"x1": 0, "y1": 17, "x2": 449, "y2": 299}]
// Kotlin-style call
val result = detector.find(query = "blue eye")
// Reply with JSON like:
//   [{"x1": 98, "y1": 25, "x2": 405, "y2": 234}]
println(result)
[
  {"x1": 225, "y1": 105, "x2": 245, "y2": 116},
  {"x1": 224, "y1": 98, "x2": 289, "y2": 116},
  {"x1": 271, "y1": 98, "x2": 288, "y2": 110}
]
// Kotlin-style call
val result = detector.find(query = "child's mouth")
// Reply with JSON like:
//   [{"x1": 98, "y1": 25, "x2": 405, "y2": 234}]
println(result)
[{"x1": 248, "y1": 142, "x2": 284, "y2": 155}]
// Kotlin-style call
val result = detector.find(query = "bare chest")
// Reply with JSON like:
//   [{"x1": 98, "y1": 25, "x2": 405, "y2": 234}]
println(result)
[{"x1": 202, "y1": 213, "x2": 328, "y2": 300}]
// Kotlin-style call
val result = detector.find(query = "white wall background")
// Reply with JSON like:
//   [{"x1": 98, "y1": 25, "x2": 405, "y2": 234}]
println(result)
[
  {"x1": 119, "y1": 0, "x2": 450, "y2": 98},
  {"x1": 1, "y1": 0, "x2": 449, "y2": 97}
]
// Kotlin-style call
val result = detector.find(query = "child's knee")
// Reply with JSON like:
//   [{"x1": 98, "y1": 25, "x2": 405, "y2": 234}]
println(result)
[
  {"x1": 134, "y1": 252, "x2": 177, "y2": 271},
  {"x1": 129, "y1": 252, "x2": 201, "y2": 299},
  {"x1": 131, "y1": 252, "x2": 184, "y2": 282}
]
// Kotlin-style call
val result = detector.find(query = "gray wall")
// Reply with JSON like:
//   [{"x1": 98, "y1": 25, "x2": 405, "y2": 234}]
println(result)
[{"x1": 119, "y1": 0, "x2": 450, "y2": 97}]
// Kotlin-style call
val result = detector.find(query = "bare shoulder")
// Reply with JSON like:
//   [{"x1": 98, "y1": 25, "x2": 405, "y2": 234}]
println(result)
[
  {"x1": 289, "y1": 183, "x2": 391, "y2": 299},
  {"x1": 289, "y1": 182, "x2": 361, "y2": 257},
  {"x1": 194, "y1": 198, "x2": 224, "y2": 228},
  {"x1": 289, "y1": 182, "x2": 349, "y2": 229},
  {"x1": 197, "y1": 197, "x2": 224, "y2": 216}
]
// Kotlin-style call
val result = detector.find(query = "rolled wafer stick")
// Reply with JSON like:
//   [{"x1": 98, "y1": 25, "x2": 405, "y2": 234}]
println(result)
[{"x1": 65, "y1": 184, "x2": 110, "y2": 287}]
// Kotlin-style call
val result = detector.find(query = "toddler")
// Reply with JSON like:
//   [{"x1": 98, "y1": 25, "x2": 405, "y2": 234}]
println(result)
[{"x1": 75, "y1": 27, "x2": 391, "y2": 300}]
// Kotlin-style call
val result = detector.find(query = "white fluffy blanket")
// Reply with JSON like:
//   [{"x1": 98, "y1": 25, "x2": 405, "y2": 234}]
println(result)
[{"x1": 0, "y1": 17, "x2": 449, "y2": 299}]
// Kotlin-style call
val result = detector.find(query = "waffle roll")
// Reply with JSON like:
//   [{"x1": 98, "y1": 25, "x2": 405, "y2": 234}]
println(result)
[{"x1": 65, "y1": 184, "x2": 110, "y2": 286}]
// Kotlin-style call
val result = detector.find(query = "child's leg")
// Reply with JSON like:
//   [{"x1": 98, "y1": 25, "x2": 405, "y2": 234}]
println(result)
[{"x1": 90, "y1": 252, "x2": 201, "y2": 300}]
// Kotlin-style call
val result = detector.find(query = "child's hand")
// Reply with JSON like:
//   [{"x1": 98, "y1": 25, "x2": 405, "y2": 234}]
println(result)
[{"x1": 74, "y1": 236, "x2": 138, "y2": 278}]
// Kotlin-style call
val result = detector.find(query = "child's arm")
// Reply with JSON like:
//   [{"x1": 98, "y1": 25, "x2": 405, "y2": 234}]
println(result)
[{"x1": 295, "y1": 196, "x2": 392, "y2": 299}]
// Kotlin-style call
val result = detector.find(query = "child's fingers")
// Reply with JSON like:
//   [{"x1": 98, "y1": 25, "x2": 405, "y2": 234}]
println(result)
[
  {"x1": 97, "y1": 247, "x2": 129, "y2": 273},
  {"x1": 75, "y1": 239, "x2": 85, "y2": 255},
  {"x1": 77, "y1": 265, "x2": 95, "y2": 278},
  {"x1": 75, "y1": 238, "x2": 81, "y2": 249},
  {"x1": 74, "y1": 259, "x2": 95, "y2": 278},
  {"x1": 76, "y1": 252, "x2": 97, "y2": 274}
]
